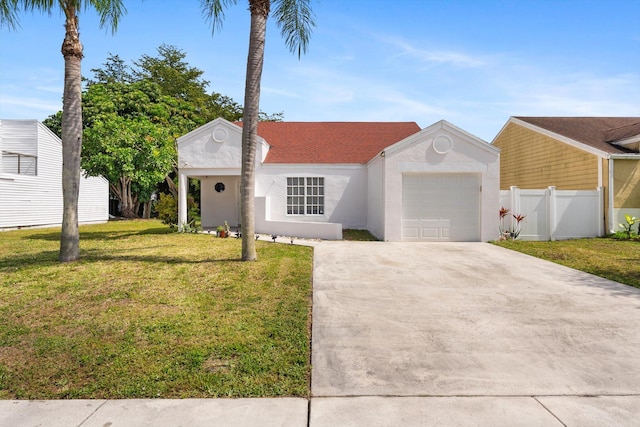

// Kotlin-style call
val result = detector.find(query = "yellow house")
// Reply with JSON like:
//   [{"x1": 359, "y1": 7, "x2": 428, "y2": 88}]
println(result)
[{"x1": 493, "y1": 117, "x2": 640, "y2": 234}]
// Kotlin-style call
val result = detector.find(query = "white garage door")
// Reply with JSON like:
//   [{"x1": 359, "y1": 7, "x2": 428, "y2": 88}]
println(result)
[{"x1": 402, "y1": 174, "x2": 480, "y2": 241}]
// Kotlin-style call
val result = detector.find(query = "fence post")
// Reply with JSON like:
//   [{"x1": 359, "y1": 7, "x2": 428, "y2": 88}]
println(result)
[
  {"x1": 548, "y1": 186, "x2": 557, "y2": 241},
  {"x1": 510, "y1": 186, "x2": 520, "y2": 233},
  {"x1": 597, "y1": 186, "x2": 605, "y2": 237}
]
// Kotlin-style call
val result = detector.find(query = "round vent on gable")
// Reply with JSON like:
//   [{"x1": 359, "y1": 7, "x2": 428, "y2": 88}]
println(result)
[
  {"x1": 432, "y1": 135, "x2": 453, "y2": 154},
  {"x1": 212, "y1": 127, "x2": 228, "y2": 143}
]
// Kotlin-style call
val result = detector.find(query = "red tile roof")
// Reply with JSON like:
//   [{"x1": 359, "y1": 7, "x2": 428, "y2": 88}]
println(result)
[
  {"x1": 236, "y1": 121, "x2": 421, "y2": 164},
  {"x1": 515, "y1": 117, "x2": 640, "y2": 154}
]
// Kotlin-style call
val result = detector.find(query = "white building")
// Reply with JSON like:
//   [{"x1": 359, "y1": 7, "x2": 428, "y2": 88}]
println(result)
[
  {"x1": 0, "y1": 119, "x2": 109, "y2": 230},
  {"x1": 177, "y1": 118, "x2": 500, "y2": 241}
]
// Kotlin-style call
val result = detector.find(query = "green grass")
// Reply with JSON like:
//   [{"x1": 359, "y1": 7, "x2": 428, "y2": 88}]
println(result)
[
  {"x1": 343, "y1": 229, "x2": 379, "y2": 241},
  {"x1": 0, "y1": 220, "x2": 313, "y2": 399},
  {"x1": 493, "y1": 238, "x2": 640, "y2": 289}
]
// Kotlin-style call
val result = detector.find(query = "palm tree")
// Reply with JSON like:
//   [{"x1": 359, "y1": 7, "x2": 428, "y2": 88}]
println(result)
[
  {"x1": 201, "y1": 0, "x2": 315, "y2": 261},
  {"x1": 1, "y1": 0, "x2": 125, "y2": 262}
]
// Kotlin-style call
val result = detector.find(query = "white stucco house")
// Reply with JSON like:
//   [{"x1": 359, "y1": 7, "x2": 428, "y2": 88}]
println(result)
[
  {"x1": 177, "y1": 118, "x2": 500, "y2": 241},
  {"x1": 0, "y1": 119, "x2": 109, "y2": 230}
]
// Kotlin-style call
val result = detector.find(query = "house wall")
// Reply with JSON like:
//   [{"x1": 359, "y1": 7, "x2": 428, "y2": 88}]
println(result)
[
  {"x1": 614, "y1": 159, "x2": 640, "y2": 208},
  {"x1": 0, "y1": 120, "x2": 108, "y2": 230},
  {"x1": 382, "y1": 123, "x2": 500, "y2": 242},
  {"x1": 255, "y1": 164, "x2": 368, "y2": 230},
  {"x1": 366, "y1": 155, "x2": 385, "y2": 239},
  {"x1": 493, "y1": 122, "x2": 600, "y2": 190},
  {"x1": 200, "y1": 175, "x2": 241, "y2": 229},
  {"x1": 612, "y1": 158, "x2": 640, "y2": 230}
]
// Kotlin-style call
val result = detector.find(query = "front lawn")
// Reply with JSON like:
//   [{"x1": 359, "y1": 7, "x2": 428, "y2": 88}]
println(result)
[
  {"x1": 0, "y1": 220, "x2": 313, "y2": 399},
  {"x1": 493, "y1": 238, "x2": 640, "y2": 289}
]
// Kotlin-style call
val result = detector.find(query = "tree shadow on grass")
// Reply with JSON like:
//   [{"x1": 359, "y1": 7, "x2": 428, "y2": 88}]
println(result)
[
  {"x1": 0, "y1": 249, "x2": 243, "y2": 272},
  {"x1": 22, "y1": 226, "x2": 173, "y2": 242}
]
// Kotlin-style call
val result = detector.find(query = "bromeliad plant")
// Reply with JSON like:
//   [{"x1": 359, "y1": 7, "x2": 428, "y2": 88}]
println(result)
[
  {"x1": 619, "y1": 214, "x2": 639, "y2": 239},
  {"x1": 499, "y1": 207, "x2": 527, "y2": 240}
]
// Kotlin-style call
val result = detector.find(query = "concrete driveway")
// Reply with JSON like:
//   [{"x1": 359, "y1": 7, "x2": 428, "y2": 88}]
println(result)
[{"x1": 310, "y1": 242, "x2": 640, "y2": 426}]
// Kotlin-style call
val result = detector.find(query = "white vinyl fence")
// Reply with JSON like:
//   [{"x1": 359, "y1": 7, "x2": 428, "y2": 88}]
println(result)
[{"x1": 500, "y1": 186, "x2": 604, "y2": 241}]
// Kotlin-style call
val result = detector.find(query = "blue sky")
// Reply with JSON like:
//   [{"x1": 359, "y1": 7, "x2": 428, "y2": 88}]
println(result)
[{"x1": 1, "y1": 0, "x2": 639, "y2": 142}]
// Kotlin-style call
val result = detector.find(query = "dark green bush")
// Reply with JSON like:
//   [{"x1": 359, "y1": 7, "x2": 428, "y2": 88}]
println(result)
[{"x1": 155, "y1": 193, "x2": 198, "y2": 228}]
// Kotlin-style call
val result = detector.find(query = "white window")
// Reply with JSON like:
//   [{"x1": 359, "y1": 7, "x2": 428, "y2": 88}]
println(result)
[
  {"x1": 287, "y1": 177, "x2": 324, "y2": 215},
  {"x1": 1, "y1": 151, "x2": 37, "y2": 175}
]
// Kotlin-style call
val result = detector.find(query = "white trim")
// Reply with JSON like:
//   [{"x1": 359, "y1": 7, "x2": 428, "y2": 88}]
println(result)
[
  {"x1": 610, "y1": 154, "x2": 640, "y2": 159},
  {"x1": 598, "y1": 158, "x2": 603, "y2": 187},
  {"x1": 610, "y1": 134, "x2": 640, "y2": 149},
  {"x1": 608, "y1": 158, "x2": 615, "y2": 233},
  {"x1": 178, "y1": 168, "x2": 241, "y2": 177},
  {"x1": 508, "y1": 117, "x2": 610, "y2": 158}
]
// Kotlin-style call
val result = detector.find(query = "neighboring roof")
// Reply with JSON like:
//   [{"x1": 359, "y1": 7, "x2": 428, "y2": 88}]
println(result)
[
  {"x1": 514, "y1": 117, "x2": 640, "y2": 154},
  {"x1": 237, "y1": 121, "x2": 421, "y2": 164}
]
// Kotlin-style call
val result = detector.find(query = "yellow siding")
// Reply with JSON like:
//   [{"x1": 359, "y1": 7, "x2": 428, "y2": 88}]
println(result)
[
  {"x1": 614, "y1": 159, "x2": 640, "y2": 208},
  {"x1": 493, "y1": 122, "x2": 599, "y2": 190}
]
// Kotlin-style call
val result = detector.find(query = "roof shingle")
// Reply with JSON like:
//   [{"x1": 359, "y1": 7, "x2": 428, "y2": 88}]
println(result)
[
  {"x1": 515, "y1": 117, "x2": 640, "y2": 154},
  {"x1": 237, "y1": 121, "x2": 421, "y2": 164}
]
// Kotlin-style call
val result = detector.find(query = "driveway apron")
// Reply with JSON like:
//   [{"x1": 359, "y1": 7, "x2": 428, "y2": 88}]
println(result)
[{"x1": 310, "y1": 242, "x2": 640, "y2": 424}]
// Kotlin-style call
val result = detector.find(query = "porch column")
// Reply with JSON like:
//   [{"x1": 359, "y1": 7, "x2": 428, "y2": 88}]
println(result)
[{"x1": 178, "y1": 172, "x2": 188, "y2": 231}]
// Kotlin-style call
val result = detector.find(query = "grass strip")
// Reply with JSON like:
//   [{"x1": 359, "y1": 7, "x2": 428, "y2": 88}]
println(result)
[{"x1": 493, "y1": 238, "x2": 640, "y2": 289}]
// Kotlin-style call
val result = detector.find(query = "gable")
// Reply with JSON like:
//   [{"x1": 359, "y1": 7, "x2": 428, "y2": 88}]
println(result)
[
  {"x1": 383, "y1": 119, "x2": 499, "y2": 164},
  {"x1": 177, "y1": 119, "x2": 246, "y2": 169},
  {"x1": 494, "y1": 121, "x2": 600, "y2": 190}
]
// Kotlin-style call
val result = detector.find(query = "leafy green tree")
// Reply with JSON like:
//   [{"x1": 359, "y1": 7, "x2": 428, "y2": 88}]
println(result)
[
  {"x1": 201, "y1": 0, "x2": 315, "y2": 261},
  {"x1": 81, "y1": 80, "x2": 177, "y2": 218},
  {"x1": 134, "y1": 44, "x2": 245, "y2": 123},
  {"x1": 44, "y1": 48, "x2": 252, "y2": 220},
  {"x1": 134, "y1": 44, "x2": 209, "y2": 103},
  {"x1": 1, "y1": 0, "x2": 126, "y2": 262},
  {"x1": 87, "y1": 53, "x2": 133, "y2": 85}
]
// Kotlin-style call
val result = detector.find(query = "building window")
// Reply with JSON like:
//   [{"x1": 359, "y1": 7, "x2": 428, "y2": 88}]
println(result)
[
  {"x1": 287, "y1": 177, "x2": 324, "y2": 215},
  {"x1": 1, "y1": 151, "x2": 37, "y2": 176}
]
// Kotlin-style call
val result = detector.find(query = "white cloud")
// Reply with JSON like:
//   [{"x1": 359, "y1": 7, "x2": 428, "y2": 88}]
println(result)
[
  {"x1": 261, "y1": 86, "x2": 302, "y2": 99},
  {"x1": 34, "y1": 85, "x2": 63, "y2": 94},
  {"x1": 378, "y1": 35, "x2": 486, "y2": 68},
  {"x1": 0, "y1": 95, "x2": 61, "y2": 112}
]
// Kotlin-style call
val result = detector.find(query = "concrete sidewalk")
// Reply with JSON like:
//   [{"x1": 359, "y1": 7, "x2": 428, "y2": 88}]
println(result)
[
  {"x1": 0, "y1": 398, "x2": 309, "y2": 427},
  {"x1": 2, "y1": 242, "x2": 640, "y2": 426},
  {"x1": 2, "y1": 395, "x2": 639, "y2": 426}
]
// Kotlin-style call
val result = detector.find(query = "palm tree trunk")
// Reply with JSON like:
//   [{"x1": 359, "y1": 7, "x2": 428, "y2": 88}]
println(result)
[
  {"x1": 240, "y1": 2, "x2": 269, "y2": 261},
  {"x1": 59, "y1": 5, "x2": 83, "y2": 262}
]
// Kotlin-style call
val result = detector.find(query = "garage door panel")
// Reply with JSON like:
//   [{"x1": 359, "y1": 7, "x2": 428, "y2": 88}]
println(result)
[{"x1": 402, "y1": 174, "x2": 480, "y2": 242}]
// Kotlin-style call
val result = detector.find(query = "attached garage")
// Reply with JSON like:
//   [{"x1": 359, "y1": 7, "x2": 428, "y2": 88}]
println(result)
[
  {"x1": 369, "y1": 120, "x2": 500, "y2": 242},
  {"x1": 402, "y1": 173, "x2": 480, "y2": 241}
]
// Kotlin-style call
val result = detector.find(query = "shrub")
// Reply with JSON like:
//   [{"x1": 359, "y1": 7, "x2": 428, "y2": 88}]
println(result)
[{"x1": 155, "y1": 193, "x2": 198, "y2": 228}]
